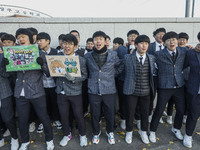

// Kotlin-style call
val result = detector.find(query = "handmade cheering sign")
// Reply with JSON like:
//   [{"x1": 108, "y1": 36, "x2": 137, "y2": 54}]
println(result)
[
  {"x1": 45, "y1": 55, "x2": 81, "y2": 77},
  {"x1": 3, "y1": 45, "x2": 41, "y2": 71}
]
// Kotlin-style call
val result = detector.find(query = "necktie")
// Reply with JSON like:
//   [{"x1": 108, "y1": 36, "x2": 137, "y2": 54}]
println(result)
[
  {"x1": 139, "y1": 56, "x2": 143, "y2": 65},
  {"x1": 159, "y1": 45, "x2": 162, "y2": 50},
  {"x1": 172, "y1": 52, "x2": 176, "y2": 63}
]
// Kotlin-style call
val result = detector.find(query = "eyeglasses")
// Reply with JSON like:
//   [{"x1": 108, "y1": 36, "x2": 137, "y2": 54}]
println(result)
[
  {"x1": 63, "y1": 42, "x2": 74, "y2": 46},
  {"x1": 128, "y1": 35, "x2": 138, "y2": 38}
]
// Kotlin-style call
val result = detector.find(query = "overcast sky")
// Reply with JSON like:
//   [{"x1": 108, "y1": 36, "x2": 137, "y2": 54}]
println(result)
[{"x1": 0, "y1": 0, "x2": 199, "y2": 17}]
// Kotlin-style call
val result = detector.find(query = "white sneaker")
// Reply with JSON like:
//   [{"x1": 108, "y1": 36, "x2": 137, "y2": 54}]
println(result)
[
  {"x1": 183, "y1": 115, "x2": 187, "y2": 124},
  {"x1": 60, "y1": 133, "x2": 72, "y2": 147},
  {"x1": 125, "y1": 131, "x2": 132, "y2": 144},
  {"x1": 106, "y1": 132, "x2": 115, "y2": 145},
  {"x1": 0, "y1": 138, "x2": 4, "y2": 147},
  {"x1": 167, "y1": 116, "x2": 173, "y2": 125},
  {"x1": 120, "y1": 120, "x2": 126, "y2": 130},
  {"x1": 29, "y1": 122, "x2": 35, "y2": 132},
  {"x1": 3, "y1": 129, "x2": 10, "y2": 137},
  {"x1": 183, "y1": 134, "x2": 192, "y2": 148},
  {"x1": 159, "y1": 117, "x2": 164, "y2": 123},
  {"x1": 171, "y1": 127, "x2": 183, "y2": 140},
  {"x1": 149, "y1": 131, "x2": 156, "y2": 143},
  {"x1": 19, "y1": 142, "x2": 30, "y2": 150},
  {"x1": 11, "y1": 138, "x2": 19, "y2": 150},
  {"x1": 53, "y1": 121, "x2": 62, "y2": 129},
  {"x1": 80, "y1": 135, "x2": 87, "y2": 147},
  {"x1": 136, "y1": 120, "x2": 141, "y2": 130},
  {"x1": 46, "y1": 140, "x2": 54, "y2": 150},
  {"x1": 37, "y1": 123, "x2": 44, "y2": 133},
  {"x1": 138, "y1": 130, "x2": 150, "y2": 144},
  {"x1": 92, "y1": 131, "x2": 101, "y2": 144}
]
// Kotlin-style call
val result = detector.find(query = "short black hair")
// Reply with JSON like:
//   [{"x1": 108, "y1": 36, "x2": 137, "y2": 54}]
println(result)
[
  {"x1": 127, "y1": 30, "x2": 139, "y2": 37},
  {"x1": 1, "y1": 34, "x2": 16, "y2": 43},
  {"x1": 106, "y1": 35, "x2": 111, "y2": 40},
  {"x1": 162, "y1": 31, "x2": 178, "y2": 42},
  {"x1": 62, "y1": 34, "x2": 78, "y2": 46},
  {"x1": 92, "y1": 31, "x2": 107, "y2": 40},
  {"x1": 197, "y1": 32, "x2": 200, "y2": 40},
  {"x1": 0, "y1": 32, "x2": 7, "y2": 38},
  {"x1": 16, "y1": 28, "x2": 34, "y2": 44},
  {"x1": 37, "y1": 32, "x2": 51, "y2": 43},
  {"x1": 86, "y1": 38, "x2": 93, "y2": 43},
  {"x1": 153, "y1": 28, "x2": 166, "y2": 36},
  {"x1": 178, "y1": 32, "x2": 189, "y2": 40},
  {"x1": 27, "y1": 27, "x2": 38, "y2": 35},
  {"x1": 58, "y1": 34, "x2": 65, "y2": 40},
  {"x1": 113, "y1": 37, "x2": 124, "y2": 45},
  {"x1": 135, "y1": 35, "x2": 150, "y2": 44},
  {"x1": 70, "y1": 30, "x2": 80, "y2": 37}
]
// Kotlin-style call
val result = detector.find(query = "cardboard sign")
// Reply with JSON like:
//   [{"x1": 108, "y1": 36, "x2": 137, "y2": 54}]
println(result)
[
  {"x1": 3, "y1": 44, "x2": 41, "y2": 71},
  {"x1": 46, "y1": 55, "x2": 81, "y2": 77}
]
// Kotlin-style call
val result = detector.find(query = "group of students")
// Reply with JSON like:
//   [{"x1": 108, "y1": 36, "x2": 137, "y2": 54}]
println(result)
[{"x1": 0, "y1": 27, "x2": 200, "y2": 150}]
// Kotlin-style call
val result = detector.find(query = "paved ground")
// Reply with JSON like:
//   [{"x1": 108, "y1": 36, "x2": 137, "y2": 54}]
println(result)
[{"x1": 2, "y1": 113, "x2": 200, "y2": 150}]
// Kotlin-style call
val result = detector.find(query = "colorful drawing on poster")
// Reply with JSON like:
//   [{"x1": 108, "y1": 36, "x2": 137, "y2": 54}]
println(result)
[
  {"x1": 46, "y1": 55, "x2": 81, "y2": 77},
  {"x1": 3, "y1": 44, "x2": 41, "y2": 71}
]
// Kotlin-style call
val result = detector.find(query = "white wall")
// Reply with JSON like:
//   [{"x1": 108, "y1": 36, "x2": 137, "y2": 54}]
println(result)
[{"x1": 0, "y1": 17, "x2": 200, "y2": 48}]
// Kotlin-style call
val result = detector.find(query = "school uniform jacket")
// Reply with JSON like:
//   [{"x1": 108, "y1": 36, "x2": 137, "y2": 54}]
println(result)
[
  {"x1": 84, "y1": 50, "x2": 121, "y2": 95},
  {"x1": 155, "y1": 47, "x2": 187, "y2": 89},
  {"x1": 0, "y1": 64, "x2": 13, "y2": 100},
  {"x1": 14, "y1": 51, "x2": 49, "y2": 99},
  {"x1": 55, "y1": 53, "x2": 87, "y2": 96},
  {"x1": 123, "y1": 51, "x2": 156, "y2": 96},
  {"x1": 185, "y1": 49, "x2": 200, "y2": 95}
]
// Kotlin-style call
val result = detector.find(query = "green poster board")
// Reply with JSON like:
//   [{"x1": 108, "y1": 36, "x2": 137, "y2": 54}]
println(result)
[{"x1": 3, "y1": 44, "x2": 41, "y2": 71}]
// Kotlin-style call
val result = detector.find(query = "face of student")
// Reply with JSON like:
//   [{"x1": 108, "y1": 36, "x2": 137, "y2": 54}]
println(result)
[
  {"x1": 17, "y1": 34, "x2": 31, "y2": 45},
  {"x1": 37, "y1": 39, "x2": 50, "y2": 51},
  {"x1": 33, "y1": 35, "x2": 37, "y2": 44},
  {"x1": 93, "y1": 36, "x2": 106, "y2": 50},
  {"x1": 113, "y1": 43, "x2": 120, "y2": 50},
  {"x1": 71, "y1": 32, "x2": 80, "y2": 45},
  {"x1": 178, "y1": 38, "x2": 188, "y2": 47},
  {"x1": 105, "y1": 38, "x2": 111, "y2": 49},
  {"x1": 86, "y1": 41, "x2": 94, "y2": 50},
  {"x1": 135, "y1": 42, "x2": 149, "y2": 55},
  {"x1": 164, "y1": 38, "x2": 178, "y2": 51},
  {"x1": 2, "y1": 40, "x2": 15, "y2": 47},
  {"x1": 154, "y1": 32, "x2": 165, "y2": 44},
  {"x1": 127, "y1": 34, "x2": 138, "y2": 45},
  {"x1": 63, "y1": 41, "x2": 77, "y2": 55}
]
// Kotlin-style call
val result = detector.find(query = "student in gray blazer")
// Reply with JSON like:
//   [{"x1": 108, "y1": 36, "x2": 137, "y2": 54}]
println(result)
[
  {"x1": 149, "y1": 32, "x2": 187, "y2": 144},
  {"x1": 37, "y1": 32, "x2": 61, "y2": 133},
  {"x1": 13, "y1": 28, "x2": 54, "y2": 150},
  {"x1": 183, "y1": 46, "x2": 200, "y2": 148},
  {"x1": 147, "y1": 27, "x2": 167, "y2": 124},
  {"x1": 85, "y1": 31, "x2": 121, "y2": 145},
  {"x1": 123, "y1": 35, "x2": 156, "y2": 145},
  {"x1": 0, "y1": 59, "x2": 19, "y2": 149},
  {"x1": 55, "y1": 34, "x2": 88, "y2": 147}
]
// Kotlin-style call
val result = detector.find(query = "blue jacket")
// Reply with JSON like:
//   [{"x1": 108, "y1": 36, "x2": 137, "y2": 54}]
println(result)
[
  {"x1": 185, "y1": 49, "x2": 200, "y2": 95},
  {"x1": 85, "y1": 50, "x2": 121, "y2": 95},
  {"x1": 123, "y1": 51, "x2": 156, "y2": 95},
  {"x1": 155, "y1": 47, "x2": 187, "y2": 89}
]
